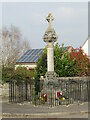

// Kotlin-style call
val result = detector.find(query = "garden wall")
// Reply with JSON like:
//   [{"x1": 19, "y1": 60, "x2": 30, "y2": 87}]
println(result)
[
  {"x1": 0, "y1": 83, "x2": 9, "y2": 97},
  {"x1": 57, "y1": 77, "x2": 89, "y2": 81}
]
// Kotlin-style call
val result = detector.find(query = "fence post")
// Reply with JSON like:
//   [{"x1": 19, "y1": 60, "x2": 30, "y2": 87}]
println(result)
[
  {"x1": 80, "y1": 80, "x2": 82, "y2": 103},
  {"x1": 18, "y1": 82, "x2": 20, "y2": 103},
  {"x1": 66, "y1": 81, "x2": 68, "y2": 106},
  {"x1": 15, "y1": 81, "x2": 16, "y2": 102},
  {"x1": 9, "y1": 80, "x2": 11, "y2": 102},
  {"x1": 78, "y1": 79, "x2": 80, "y2": 102},
  {"x1": 55, "y1": 87, "x2": 56, "y2": 106},
  {"x1": 87, "y1": 80, "x2": 89, "y2": 101},
  {"x1": 88, "y1": 80, "x2": 90, "y2": 103},
  {"x1": 25, "y1": 80, "x2": 28, "y2": 101},
  {"x1": 29, "y1": 81, "x2": 31, "y2": 102},
  {"x1": 68, "y1": 80, "x2": 70, "y2": 105},
  {"x1": 21, "y1": 81, "x2": 23, "y2": 102},
  {"x1": 11, "y1": 80, "x2": 12, "y2": 102},
  {"x1": 70, "y1": 80, "x2": 72, "y2": 104},
  {"x1": 12, "y1": 81, "x2": 14, "y2": 102}
]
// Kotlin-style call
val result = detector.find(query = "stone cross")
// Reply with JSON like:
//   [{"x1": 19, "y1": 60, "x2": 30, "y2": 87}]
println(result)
[
  {"x1": 43, "y1": 13, "x2": 57, "y2": 74},
  {"x1": 46, "y1": 13, "x2": 54, "y2": 22},
  {"x1": 46, "y1": 13, "x2": 54, "y2": 28},
  {"x1": 43, "y1": 13, "x2": 58, "y2": 85}
]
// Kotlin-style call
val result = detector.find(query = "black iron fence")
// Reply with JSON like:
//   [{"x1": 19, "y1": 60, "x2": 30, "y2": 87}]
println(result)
[
  {"x1": 9, "y1": 78, "x2": 90, "y2": 107},
  {"x1": 9, "y1": 80, "x2": 35, "y2": 103}
]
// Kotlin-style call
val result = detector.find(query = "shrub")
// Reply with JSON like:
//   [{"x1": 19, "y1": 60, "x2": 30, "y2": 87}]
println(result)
[
  {"x1": 2, "y1": 66, "x2": 14, "y2": 83},
  {"x1": 69, "y1": 48, "x2": 90, "y2": 76},
  {"x1": 2, "y1": 66, "x2": 34, "y2": 83}
]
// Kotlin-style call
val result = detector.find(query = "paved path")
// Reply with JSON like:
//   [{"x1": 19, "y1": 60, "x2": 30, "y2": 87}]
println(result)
[{"x1": 2, "y1": 101, "x2": 89, "y2": 118}]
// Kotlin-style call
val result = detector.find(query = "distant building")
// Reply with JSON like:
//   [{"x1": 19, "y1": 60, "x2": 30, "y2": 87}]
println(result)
[
  {"x1": 15, "y1": 46, "x2": 73, "y2": 70},
  {"x1": 15, "y1": 49, "x2": 43, "y2": 70},
  {"x1": 82, "y1": 36, "x2": 89, "y2": 58},
  {"x1": 88, "y1": 2, "x2": 90, "y2": 58},
  {"x1": 61, "y1": 46, "x2": 74, "y2": 59}
]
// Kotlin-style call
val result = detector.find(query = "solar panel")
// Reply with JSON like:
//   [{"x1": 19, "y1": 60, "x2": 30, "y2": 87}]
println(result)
[
  {"x1": 19, "y1": 55, "x2": 28, "y2": 62},
  {"x1": 25, "y1": 49, "x2": 33, "y2": 55},
  {"x1": 17, "y1": 49, "x2": 33, "y2": 62},
  {"x1": 28, "y1": 49, "x2": 43, "y2": 62},
  {"x1": 16, "y1": 49, "x2": 44, "y2": 63},
  {"x1": 32, "y1": 56, "x2": 37, "y2": 62},
  {"x1": 27, "y1": 55, "x2": 35, "y2": 62},
  {"x1": 22, "y1": 49, "x2": 35, "y2": 62},
  {"x1": 23, "y1": 49, "x2": 30, "y2": 55},
  {"x1": 34, "y1": 57, "x2": 38, "y2": 62},
  {"x1": 31, "y1": 55, "x2": 38, "y2": 62},
  {"x1": 16, "y1": 56, "x2": 24, "y2": 62},
  {"x1": 34, "y1": 49, "x2": 40, "y2": 55},
  {"x1": 24, "y1": 49, "x2": 39, "y2": 62},
  {"x1": 16, "y1": 47, "x2": 67, "y2": 63}
]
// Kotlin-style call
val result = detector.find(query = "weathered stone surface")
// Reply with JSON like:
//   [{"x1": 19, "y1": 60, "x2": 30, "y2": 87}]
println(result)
[
  {"x1": 43, "y1": 13, "x2": 57, "y2": 43},
  {"x1": 43, "y1": 13, "x2": 58, "y2": 86},
  {"x1": 43, "y1": 13, "x2": 57, "y2": 75},
  {"x1": 47, "y1": 42, "x2": 54, "y2": 71},
  {"x1": 46, "y1": 71, "x2": 57, "y2": 79},
  {"x1": 0, "y1": 83, "x2": 9, "y2": 96},
  {"x1": 45, "y1": 71, "x2": 58, "y2": 86},
  {"x1": 43, "y1": 30, "x2": 57, "y2": 43}
]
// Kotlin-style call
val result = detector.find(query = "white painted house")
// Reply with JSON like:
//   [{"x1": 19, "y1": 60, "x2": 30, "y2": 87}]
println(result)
[{"x1": 82, "y1": 36, "x2": 90, "y2": 57}]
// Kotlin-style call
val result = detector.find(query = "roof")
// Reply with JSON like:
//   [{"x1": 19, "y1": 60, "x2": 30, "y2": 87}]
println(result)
[
  {"x1": 82, "y1": 36, "x2": 89, "y2": 48},
  {"x1": 16, "y1": 47, "x2": 69, "y2": 63},
  {"x1": 64, "y1": 46, "x2": 73, "y2": 53},
  {"x1": 16, "y1": 49, "x2": 43, "y2": 63}
]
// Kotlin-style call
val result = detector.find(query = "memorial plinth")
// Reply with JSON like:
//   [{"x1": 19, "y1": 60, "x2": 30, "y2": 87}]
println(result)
[{"x1": 43, "y1": 13, "x2": 58, "y2": 85}]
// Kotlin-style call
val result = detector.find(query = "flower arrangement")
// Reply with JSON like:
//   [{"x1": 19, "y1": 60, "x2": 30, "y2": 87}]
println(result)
[
  {"x1": 40, "y1": 93, "x2": 47, "y2": 103},
  {"x1": 56, "y1": 90, "x2": 66, "y2": 101}
]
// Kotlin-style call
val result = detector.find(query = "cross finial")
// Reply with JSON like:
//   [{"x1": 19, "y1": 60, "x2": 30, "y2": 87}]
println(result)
[
  {"x1": 43, "y1": 13, "x2": 58, "y2": 43},
  {"x1": 46, "y1": 13, "x2": 54, "y2": 23}
]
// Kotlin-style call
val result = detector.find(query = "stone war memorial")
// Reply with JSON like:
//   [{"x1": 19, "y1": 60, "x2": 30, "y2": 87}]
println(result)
[
  {"x1": 8, "y1": 13, "x2": 89, "y2": 108},
  {"x1": 43, "y1": 13, "x2": 58, "y2": 86}
]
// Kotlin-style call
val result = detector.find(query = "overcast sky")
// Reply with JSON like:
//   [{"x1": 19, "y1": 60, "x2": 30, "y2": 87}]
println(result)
[{"x1": 2, "y1": 2, "x2": 88, "y2": 49}]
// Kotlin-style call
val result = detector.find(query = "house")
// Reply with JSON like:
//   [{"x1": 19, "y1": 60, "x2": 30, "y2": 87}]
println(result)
[
  {"x1": 15, "y1": 49, "x2": 43, "y2": 70},
  {"x1": 61, "y1": 46, "x2": 73, "y2": 59},
  {"x1": 82, "y1": 36, "x2": 89, "y2": 58},
  {"x1": 15, "y1": 46, "x2": 74, "y2": 70}
]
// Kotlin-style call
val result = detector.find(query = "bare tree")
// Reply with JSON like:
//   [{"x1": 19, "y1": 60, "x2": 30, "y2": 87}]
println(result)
[
  {"x1": 22, "y1": 38, "x2": 31, "y2": 54},
  {"x1": 2, "y1": 26, "x2": 31, "y2": 67}
]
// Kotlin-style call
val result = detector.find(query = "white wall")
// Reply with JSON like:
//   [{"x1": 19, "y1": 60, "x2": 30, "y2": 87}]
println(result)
[
  {"x1": 82, "y1": 37, "x2": 89, "y2": 56},
  {"x1": 15, "y1": 63, "x2": 36, "y2": 70}
]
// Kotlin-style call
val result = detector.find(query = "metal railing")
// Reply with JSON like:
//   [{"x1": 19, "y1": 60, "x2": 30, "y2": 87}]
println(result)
[
  {"x1": 9, "y1": 78, "x2": 90, "y2": 107},
  {"x1": 9, "y1": 80, "x2": 35, "y2": 103}
]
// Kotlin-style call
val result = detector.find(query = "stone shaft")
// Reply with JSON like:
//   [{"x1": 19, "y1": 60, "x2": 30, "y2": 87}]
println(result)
[{"x1": 47, "y1": 42, "x2": 54, "y2": 72}]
